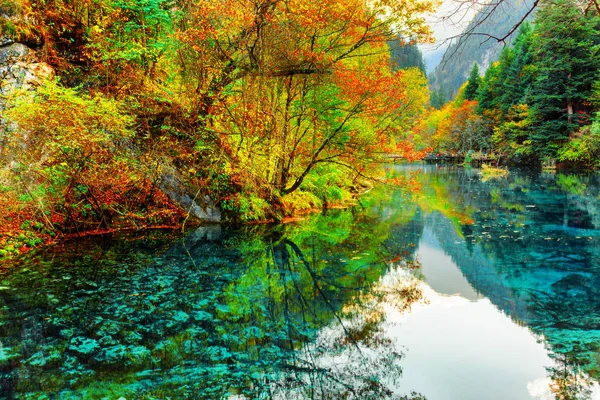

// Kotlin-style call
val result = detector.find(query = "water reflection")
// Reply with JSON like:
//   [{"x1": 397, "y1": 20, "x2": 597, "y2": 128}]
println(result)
[
  {"x1": 417, "y1": 226, "x2": 482, "y2": 300},
  {"x1": 1, "y1": 167, "x2": 600, "y2": 399},
  {"x1": 0, "y1": 202, "x2": 425, "y2": 399},
  {"x1": 392, "y1": 166, "x2": 600, "y2": 400},
  {"x1": 389, "y1": 287, "x2": 553, "y2": 400}
]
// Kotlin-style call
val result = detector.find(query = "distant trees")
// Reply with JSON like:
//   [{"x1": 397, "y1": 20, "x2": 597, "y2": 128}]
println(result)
[
  {"x1": 423, "y1": 0, "x2": 600, "y2": 168},
  {"x1": 388, "y1": 39, "x2": 427, "y2": 74}
]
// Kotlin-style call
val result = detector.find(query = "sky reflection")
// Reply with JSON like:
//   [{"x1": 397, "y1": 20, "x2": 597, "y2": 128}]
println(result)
[{"x1": 384, "y1": 203, "x2": 600, "y2": 400}]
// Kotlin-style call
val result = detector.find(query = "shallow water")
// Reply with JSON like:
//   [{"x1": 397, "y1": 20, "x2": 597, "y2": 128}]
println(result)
[{"x1": 1, "y1": 166, "x2": 600, "y2": 399}]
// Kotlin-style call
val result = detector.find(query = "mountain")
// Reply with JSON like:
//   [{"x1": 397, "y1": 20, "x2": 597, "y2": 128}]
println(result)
[{"x1": 428, "y1": 0, "x2": 535, "y2": 102}]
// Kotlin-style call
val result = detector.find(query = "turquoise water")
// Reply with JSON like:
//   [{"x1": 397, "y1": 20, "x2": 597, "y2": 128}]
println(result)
[{"x1": 1, "y1": 166, "x2": 600, "y2": 399}]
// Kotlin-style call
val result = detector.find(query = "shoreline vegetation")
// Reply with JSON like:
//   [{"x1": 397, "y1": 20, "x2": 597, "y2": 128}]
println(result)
[
  {"x1": 1, "y1": 0, "x2": 437, "y2": 259},
  {"x1": 0, "y1": 170, "x2": 372, "y2": 260},
  {"x1": 2, "y1": 0, "x2": 600, "y2": 258},
  {"x1": 480, "y1": 164, "x2": 509, "y2": 181}
]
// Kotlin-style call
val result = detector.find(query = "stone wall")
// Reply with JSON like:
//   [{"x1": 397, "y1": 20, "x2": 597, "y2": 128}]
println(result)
[{"x1": 159, "y1": 165, "x2": 222, "y2": 223}]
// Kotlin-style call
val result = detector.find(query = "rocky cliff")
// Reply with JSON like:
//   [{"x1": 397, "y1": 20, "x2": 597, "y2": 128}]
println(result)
[{"x1": 0, "y1": 37, "x2": 54, "y2": 113}]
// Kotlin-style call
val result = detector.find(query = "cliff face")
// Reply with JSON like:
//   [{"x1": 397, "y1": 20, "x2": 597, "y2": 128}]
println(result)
[
  {"x1": 428, "y1": 0, "x2": 533, "y2": 100},
  {"x1": 0, "y1": 37, "x2": 54, "y2": 110}
]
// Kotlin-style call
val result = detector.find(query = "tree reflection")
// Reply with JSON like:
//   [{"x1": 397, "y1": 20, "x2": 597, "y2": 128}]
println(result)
[
  {"x1": 548, "y1": 356, "x2": 594, "y2": 400},
  {"x1": 400, "y1": 166, "x2": 600, "y2": 400},
  {"x1": 215, "y1": 213, "x2": 426, "y2": 399},
  {"x1": 0, "y1": 203, "x2": 427, "y2": 398}
]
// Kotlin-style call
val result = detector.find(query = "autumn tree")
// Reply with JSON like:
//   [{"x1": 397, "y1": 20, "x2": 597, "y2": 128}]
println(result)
[
  {"x1": 1, "y1": 0, "x2": 439, "y2": 228},
  {"x1": 170, "y1": 0, "x2": 437, "y2": 219},
  {"x1": 3, "y1": 79, "x2": 179, "y2": 233}
]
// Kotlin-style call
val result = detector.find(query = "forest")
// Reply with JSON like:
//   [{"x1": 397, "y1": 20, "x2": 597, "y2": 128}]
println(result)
[
  {"x1": 417, "y1": 0, "x2": 600, "y2": 169},
  {"x1": 0, "y1": 0, "x2": 435, "y2": 254},
  {"x1": 1, "y1": 0, "x2": 600, "y2": 255}
]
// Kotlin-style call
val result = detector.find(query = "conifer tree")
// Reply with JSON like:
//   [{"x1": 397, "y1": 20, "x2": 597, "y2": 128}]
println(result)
[
  {"x1": 500, "y1": 22, "x2": 534, "y2": 113},
  {"x1": 388, "y1": 42, "x2": 427, "y2": 74},
  {"x1": 464, "y1": 63, "x2": 482, "y2": 101},
  {"x1": 476, "y1": 62, "x2": 501, "y2": 113},
  {"x1": 529, "y1": 0, "x2": 600, "y2": 158}
]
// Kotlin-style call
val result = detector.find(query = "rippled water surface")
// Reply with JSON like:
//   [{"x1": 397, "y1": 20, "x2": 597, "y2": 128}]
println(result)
[{"x1": 1, "y1": 166, "x2": 600, "y2": 399}]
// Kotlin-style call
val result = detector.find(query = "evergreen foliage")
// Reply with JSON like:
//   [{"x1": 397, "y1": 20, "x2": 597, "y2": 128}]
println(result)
[
  {"x1": 528, "y1": 0, "x2": 600, "y2": 159},
  {"x1": 428, "y1": 0, "x2": 600, "y2": 168},
  {"x1": 388, "y1": 39, "x2": 427, "y2": 73},
  {"x1": 464, "y1": 63, "x2": 481, "y2": 101}
]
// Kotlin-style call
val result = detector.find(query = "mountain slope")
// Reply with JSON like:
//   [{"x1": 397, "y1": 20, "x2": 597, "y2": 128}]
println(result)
[{"x1": 429, "y1": 0, "x2": 535, "y2": 102}]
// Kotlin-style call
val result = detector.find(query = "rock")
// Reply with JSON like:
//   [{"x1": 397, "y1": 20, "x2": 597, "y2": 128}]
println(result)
[
  {"x1": 0, "y1": 36, "x2": 13, "y2": 47},
  {"x1": 68, "y1": 337, "x2": 101, "y2": 358},
  {"x1": 21, "y1": 62, "x2": 54, "y2": 89},
  {"x1": 0, "y1": 41, "x2": 54, "y2": 127},
  {"x1": 1, "y1": 60, "x2": 54, "y2": 94},
  {"x1": 159, "y1": 167, "x2": 221, "y2": 223},
  {"x1": 0, "y1": 43, "x2": 31, "y2": 64}
]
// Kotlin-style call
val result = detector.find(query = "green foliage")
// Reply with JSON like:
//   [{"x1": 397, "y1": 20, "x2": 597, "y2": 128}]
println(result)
[
  {"x1": 280, "y1": 190, "x2": 323, "y2": 216},
  {"x1": 498, "y1": 23, "x2": 535, "y2": 115},
  {"x1": 555, "y1": 173, "x2": 587, "y2": 195},
  {"x1": 220, "y1": 193, "x2": 270, "y2": 223},
  {"x1": 466, "y1": 2, "x2": 600, "y2": 168},
  {"x1": 557, "y1": 123, "x2": 600, "y2": 169},
  {"x1": 464, "y1": 63, "x2": 481, "y2": 101},
  {"x1": 430, "y1": 89, "x2": 446, "y2": 109},
  {"x1": 528, "y1": 0, "x2": 600, "y2": 158},
  {"x1": 476, "y1": 62, "x2": 501, "y2": 113},
  {"x1": 92, "y1": 0, "x2": 174, "y2": 72},
  {"x1": 388, "y1": 38, "x2": 426, "y2": 73},
  {"x1": 464, "y1": 150, "x2": 473, "y2": 164},
  {"x1": 299, "y1": 165, "x2": 354, "y2": 205}
]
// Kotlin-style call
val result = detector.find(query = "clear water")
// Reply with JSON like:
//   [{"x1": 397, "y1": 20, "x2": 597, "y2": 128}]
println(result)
[{"x1": 1, "y1": 166, "x2": 600, "y2": 399}]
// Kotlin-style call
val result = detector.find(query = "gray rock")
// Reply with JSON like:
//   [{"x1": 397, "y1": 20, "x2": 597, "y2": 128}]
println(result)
[
  {"x1": 0, "y1": 43, "x2": 30, "y2": 64},
  {"x1": 0, "y1": 36, "x2": 12, "y2": 47},
  {"x1": 0, "y1": 43, "x2": 54, "y2": 117},
  {"x1": 159, "y1": 168, "x2": 221, "y2": 223}
]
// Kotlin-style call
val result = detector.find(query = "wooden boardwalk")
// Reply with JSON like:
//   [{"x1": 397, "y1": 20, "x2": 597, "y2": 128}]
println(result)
[{"x1": 383, "y1": 153, "x2": 503, "y2": 166}]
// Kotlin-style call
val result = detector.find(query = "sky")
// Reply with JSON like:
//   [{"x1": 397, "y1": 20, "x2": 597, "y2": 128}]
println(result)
[{"x1": 420, "y1": 0, "x2": 479, "y2": 73}]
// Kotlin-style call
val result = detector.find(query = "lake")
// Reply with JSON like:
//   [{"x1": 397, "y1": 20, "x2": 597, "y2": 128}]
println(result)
[{"x1": 1, "y1": 166, "x2": 600, "y2": 399}]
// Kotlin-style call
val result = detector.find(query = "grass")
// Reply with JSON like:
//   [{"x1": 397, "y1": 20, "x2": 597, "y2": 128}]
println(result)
[{"x1": 480, "y1": 164, "x2": 508, "y2": 181}]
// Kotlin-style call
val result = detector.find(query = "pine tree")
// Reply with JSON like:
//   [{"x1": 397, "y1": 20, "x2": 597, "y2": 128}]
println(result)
[
  {"x1": 529, "y1": 0, "x2": 600, "y2": 159},
  {"x1": 388, "y1": 38, "x2": 427, "y2": 74},
  {"x1": 500, "y1": 22, "x2": 534, "y2": 113},
  {"x1": 464, "y1": 63, "x2": 482, "y2": 101},
  {"x1": 476, "y1": 62, "x2": 501, "y2": 113}
]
